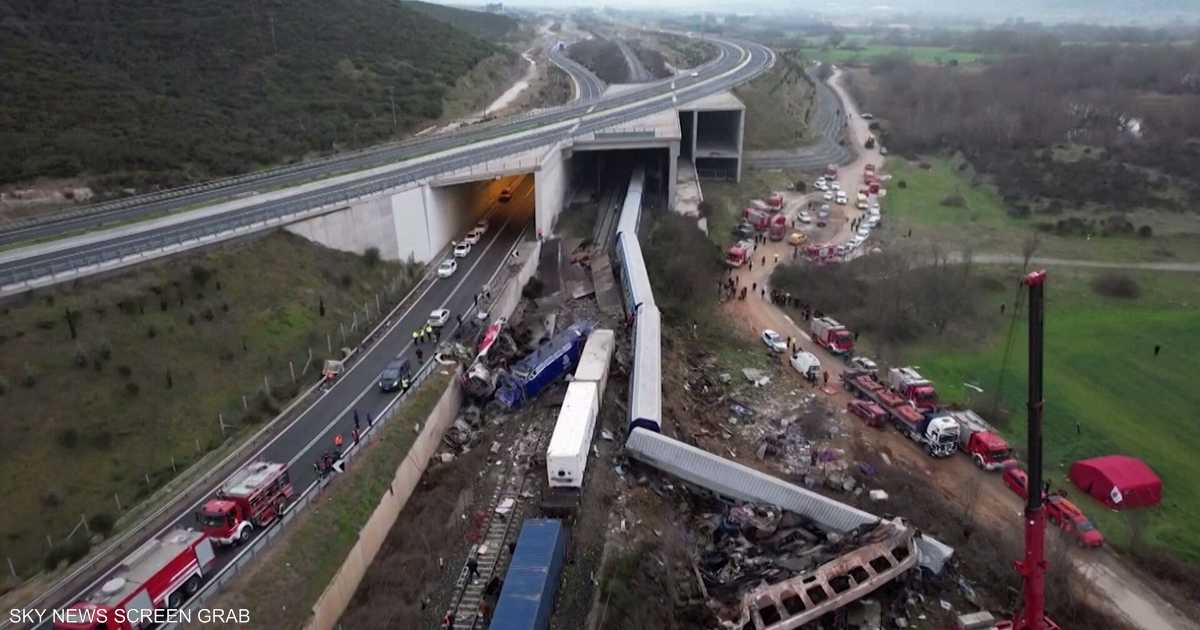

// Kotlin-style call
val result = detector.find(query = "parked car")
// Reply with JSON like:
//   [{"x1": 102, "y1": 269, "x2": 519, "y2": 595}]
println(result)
[
  {"x1": 819, "y1": 204, "x2": 832, "y2": 217},
  {"x1": 823, "y1": 192, "x2": 834, "y2": 202},
  {"x1": 849, "y1": 235, "x2": 866, "y2": 249},
  {"x1": 788, "y1": 232, "x2": 807, "y2": 246},
  {"x1": 437, "y1": 259, "x2": 458, "y2": 278},
  {"x1": 498, "y1": 188, "x2": 513, "y2": 203},
  {"x1": 428, "y1": 308, "x2": 451, "y2": 328},
  {"x1": 1045, "y1": 495, "x2": 1104, "y2": 548},
  {"x1": 836, "y1": 192, "x2": 848, "y2": 205},
  {"x1": 1003, "y1": 465, "x2": 1029, "y2": 499},
  {"x1": 857, "y1": 225, "x2": 871, "y2": 238},
  {"x1": 463, "y1": 229, "x2": 482, "y2": 245},
  {"x1": 378, "y1": 358, "x2": 414, "y2": 393},
  {"x1": 861, "y1": 113, "x2": 875, "y2": 120},
  {"x1": 856, "y1": 200, "x2": 869, "y2": 210},
  {"x1": 848, "y1": 356, "x2": 878, "y2": 373},
  {"x1": 760, "y1": 329, "x2": 787, "y2": 353},
  {"x1": 453, "y1": 242, "x2": 471, "y2": 258},
  {"x1": 797, "y1": 212, "x2": 813, "y2": 224},
  {"x1": 830, "y1": 181, "x2": 841, "y2": 191},
  {"x1": 732, "y1": 222, "x2": 756, "y2": 239},
  {"x1": 848, "y1": 399, "x2": 887, "y2": 428},
  {"x1": 880, "y1": 146, "x2": 889, "y2": 155}
]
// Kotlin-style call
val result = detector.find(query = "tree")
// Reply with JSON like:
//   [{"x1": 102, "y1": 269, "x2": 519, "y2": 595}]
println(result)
[{"x1": 826, "y1": 31, "x2": 846, "y2": 49}]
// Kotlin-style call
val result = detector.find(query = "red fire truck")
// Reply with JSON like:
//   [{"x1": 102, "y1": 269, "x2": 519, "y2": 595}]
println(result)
[
  {"x1": 54, "y1": 528, "x2": 216, "y2": 630},
  {"x1": 197, "y1": 461, "x2": 294, "y2": 546}
]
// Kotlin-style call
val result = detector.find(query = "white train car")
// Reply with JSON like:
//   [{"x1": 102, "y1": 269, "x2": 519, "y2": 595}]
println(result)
[
  {"x1": 572, "y1": 329, "x2": 615, "y2": 400},
  {"x1": 629, "y1": 304, "x2": 662, "y2": 433},
  {"x1": 546, "y1": 381, "x2": 600, "y2": 488}
]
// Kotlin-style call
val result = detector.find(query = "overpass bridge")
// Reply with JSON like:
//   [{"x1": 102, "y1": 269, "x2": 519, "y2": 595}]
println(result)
[{"x1": 0, "y1": 35, "x2": 769, "y2": 298}]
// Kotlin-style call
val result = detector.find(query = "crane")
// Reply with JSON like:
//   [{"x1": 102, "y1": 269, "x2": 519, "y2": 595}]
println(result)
[{"x1": 997, "y1": 270, "x2": 1061, "y2": 630}]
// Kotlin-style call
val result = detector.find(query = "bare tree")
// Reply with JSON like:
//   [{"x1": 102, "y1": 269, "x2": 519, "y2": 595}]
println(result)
[{"x1": 1022, "y1": 233, "x2": 1041, "y2": 270}]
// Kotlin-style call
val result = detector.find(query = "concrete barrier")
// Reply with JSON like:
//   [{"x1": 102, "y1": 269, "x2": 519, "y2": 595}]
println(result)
[
  {"x1": 305, "y1": 376, "x2": 463, "y2": 630},
  {"x1": 304, "y1": 237, "x2": 541, "y2": 630}
]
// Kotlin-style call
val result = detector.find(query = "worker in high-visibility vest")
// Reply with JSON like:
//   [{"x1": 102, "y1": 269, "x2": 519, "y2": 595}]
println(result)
[{"x1": 334, "y1": 433, "x2": 344, "y2": 450}]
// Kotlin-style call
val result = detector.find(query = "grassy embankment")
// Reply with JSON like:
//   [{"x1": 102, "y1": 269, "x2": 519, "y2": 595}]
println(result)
[
  {"x1": 734, "y1": 54, "x2": 816, "y2": 151},
  {"x1": 0, "y1": 233, "x2": 418, "y2": 579},
  {"x1": 190, "y1": 371, "x2": 452, "y2": 630},
  {"x1": 798, "y1": 45, "x2": 982, "y2": 65}
]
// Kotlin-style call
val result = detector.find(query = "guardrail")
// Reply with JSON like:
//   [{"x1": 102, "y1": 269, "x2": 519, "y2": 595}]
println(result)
[
  {"x1": 161, "y1": 357, "x2": 442, "y2": 630},
  {"x1": 0, "y1": 254, "x2": 446, "y2": 630}
]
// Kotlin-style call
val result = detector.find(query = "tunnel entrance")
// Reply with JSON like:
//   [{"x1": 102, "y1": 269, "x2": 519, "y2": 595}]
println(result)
[
  {"x1": 416, "y1": 173, "x2": 535, "y2": 262},
  {"x1": 559, "y1": 148, "x2": 670, "y2": 241}
]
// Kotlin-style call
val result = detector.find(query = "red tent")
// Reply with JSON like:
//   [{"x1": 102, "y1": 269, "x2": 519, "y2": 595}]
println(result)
[{"x1": 1069, "y1": 455, "x2": 1161, "y2": 509}]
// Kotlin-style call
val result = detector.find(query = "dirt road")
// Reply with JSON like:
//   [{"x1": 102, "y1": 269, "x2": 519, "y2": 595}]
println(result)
[{"x1": 717, "y1": 72, "x2": 1198, "y2": 630}]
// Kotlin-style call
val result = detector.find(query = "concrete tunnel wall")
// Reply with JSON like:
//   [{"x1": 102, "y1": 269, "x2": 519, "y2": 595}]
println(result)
[
  {"x1": 287, "y1": 179, "x2": 498, "y2": 264},
  {"x1": 535, "y1": 143, "x2": 567, "y2": 238}
]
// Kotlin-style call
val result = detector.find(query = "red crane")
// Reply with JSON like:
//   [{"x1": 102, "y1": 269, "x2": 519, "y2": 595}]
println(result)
[{"x1": 997, "y1": 270, "x2": 1061, "y2": 630}]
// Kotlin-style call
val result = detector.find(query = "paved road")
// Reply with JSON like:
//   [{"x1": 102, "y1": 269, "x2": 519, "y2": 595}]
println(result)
[
  {"x1": 615, "y1": 38, "x2": 654, "y2": 82},
  {"x1": 547, "y1": 41, "x2": 606, "y2": 100},
  {"x1": 0, "y1": 35, "x2": 757, "y2": 262},
  {"x1": 24, "y1": 180, "x2": 536, "y2": 630},
  {"x1": 745, "y1": 68, "x2": 852, "y2": 171}
]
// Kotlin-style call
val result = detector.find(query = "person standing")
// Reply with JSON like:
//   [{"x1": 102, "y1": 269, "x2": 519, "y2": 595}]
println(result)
[{"x1": 467, "y1": 555, "x2": 480, "y2": 583}]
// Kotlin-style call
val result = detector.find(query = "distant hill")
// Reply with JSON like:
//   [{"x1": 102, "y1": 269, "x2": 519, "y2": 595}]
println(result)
[
  {"x1": 0, "y1": 0, "x2": 516, "y2": 189},
  {"x1": 406, "y1": 1, "x2": 518, "y2": 40}
]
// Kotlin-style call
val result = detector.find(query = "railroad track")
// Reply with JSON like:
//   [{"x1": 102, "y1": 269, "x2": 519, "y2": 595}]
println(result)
[{"x1": 447, "y1": 408, "x2": 553, "y2": 629}]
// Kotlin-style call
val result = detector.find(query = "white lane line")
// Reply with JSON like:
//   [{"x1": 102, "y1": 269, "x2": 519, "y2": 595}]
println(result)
[{"x1": 287, "y1": 216, "x2": 520, "y2": 466}]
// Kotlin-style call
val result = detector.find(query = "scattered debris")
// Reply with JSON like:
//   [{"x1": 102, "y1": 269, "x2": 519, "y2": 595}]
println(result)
[
  {"x1": 742, "y1": 368, "x2": 771, "y2": 387},
  {"x1": 869, "y1": 489, "x2": 889, "y2": 502}
]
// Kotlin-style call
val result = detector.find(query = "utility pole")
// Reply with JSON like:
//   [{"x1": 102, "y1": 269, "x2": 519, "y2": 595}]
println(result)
[{"x1": 269, "y1": 14, "x2": 278, "y2": 54}]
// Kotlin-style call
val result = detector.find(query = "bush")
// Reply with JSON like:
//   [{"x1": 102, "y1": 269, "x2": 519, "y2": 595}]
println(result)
[
  {"x1": 340, "y1": 273, "x2": 353, "y2": 288},
  {"x1": 363, "y1": 247, "x2": 381, "y2": 267},
  {"x1": 43, "y1": 536, "x2": 91, "y2": 571},
  {"x1": 1091, "y1": 272, "x2": 1141, "y2": 299},
  {"x1": 190, "y1": 264, "x2": 213, "y2": 286},
  {"x1": 124, "y1": 382, "x2": 141, "y2": 396},
  {"x1": 22, "y1": 364, "x2": 36, "y2": 388},
  {"x1": 57, "y1": 428, "x2": 79, "y2": 449},
  {"x1": 0, "y1": 375, "x2": 8, "y2": 396},
  {"x1": 940, "y1": 192, "x2": 967, "y2": 208},
  {"x1": 897, "y1": 180, "x2": 907, "y2": 189},
  {"x1": 147, "y1": 325, "x2": 157, "y2": 339},
  {"x1": 88, "y1": 512, "x2": 116, "y2": 536},
  {"x1": 1138, "y1": 225, "x2": 1153, "y2": 238},
  {"x1": 116, "y1": 365, "x2": 132, "y2": 378}
]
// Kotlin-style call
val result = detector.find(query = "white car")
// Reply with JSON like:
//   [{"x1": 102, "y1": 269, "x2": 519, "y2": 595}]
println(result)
[
  {"x1": 861, "y1": 113, "x2": 875, "y2": 120},
  {"x1": 823, "y1": 192, "x2": 834, "y2": 202},
  {"x1": 475, "y1": 219, "x2": 489, "y2": 234},
  {"x1": 814, "y1": 180, "x2": 829, "y2": 192},
  {"x1": 690, "y1": 71, "x2": 700, "y2": 77},
  {"x1": 830, "y1": 182, "x2": 841, "y2": 191},
  {"x1": 857, "y1": 225, "x2": 871, "y2": 238},
  {"x1": 850, "y1": 235, "x2": 866, "y2": 249},
  {"x1": 856, "y1": 200, "x2": 869, "y2": 210},
  {"x1": 428, "y1": 309, "x2": 451, "y2": 328},
  {"x1": 453, "y1": 242, "x2": 471, "y2": 258},
  {"x1": 436, "y1": 259, "x2": 457, "y2": 278},
  {"x1": 836, "y1": 192, "x2": 848, "y2": 206},
  {"x1": 849, "y1": 356, "x2": 878, "y2": 373},
  {"x1": 797, "y1": 212, "x2": 813, "y2": 224},
  {"x1": 761, "y1": 329, "x2": 787, "y2": 353},
  {"x1": 462, "y1": 229, "x2": 482, "y2": 246},
  {"x1": 866, "y1": 216, "x2": 880, "y2": 228},
  {"x1": 880, "y1": 146, "x2": 889, "y2": 155}
]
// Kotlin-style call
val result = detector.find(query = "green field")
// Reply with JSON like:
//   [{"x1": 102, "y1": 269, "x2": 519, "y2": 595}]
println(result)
[
  {"x1": 907, "y1": 268, "x2": 1200, "y2": 564},
  {"x1": 883, "y1": 156, "x2": 1200, "y2": 262},
  {"x1": 798, "y1": 45, "x2": 983, "y2": 65},
  {"x1": 734, "y1": 55, "x2": 816, "y2": 150}
]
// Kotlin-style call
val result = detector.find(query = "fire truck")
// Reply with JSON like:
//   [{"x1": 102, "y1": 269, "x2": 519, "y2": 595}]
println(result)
[
  {"x1": 54, "y1": 529, "x2": 215, "y2": 629},
  {"x1": 725, "y1": 240, "x2": 753, "y2": 267},
  {"x1": 197, "y1": 461, "x2": 294, "y2": 546}
]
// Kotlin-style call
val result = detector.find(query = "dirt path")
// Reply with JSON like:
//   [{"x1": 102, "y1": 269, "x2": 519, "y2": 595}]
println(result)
[{"x1": 713, "y1": 72, "x2": 1199, "y2": 630}]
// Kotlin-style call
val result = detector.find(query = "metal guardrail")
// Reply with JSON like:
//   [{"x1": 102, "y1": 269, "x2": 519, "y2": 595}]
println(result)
[{"x1": 159, "y1": 358, "x2": 442, "y2": 630}]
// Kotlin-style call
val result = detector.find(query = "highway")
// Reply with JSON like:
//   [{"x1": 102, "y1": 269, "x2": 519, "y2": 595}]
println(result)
[
  {"x1": 0, "y1": 35, "x2": 757, "y2": 258},
  {"x1": 614, "y1": 38, "x2": 655, "y2": 82},
  {"x1": 24, "y1": 178, "x2": 537, "y2": 630},
  {"x1": 546, "y1": 42, "x2": 606, "y2": 100}
]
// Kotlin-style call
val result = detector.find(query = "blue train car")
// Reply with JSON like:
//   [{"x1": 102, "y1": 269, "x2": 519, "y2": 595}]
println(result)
[
  {"x1": 495, "y1": 321, "x2": 594, "y2": 409},
  {"x1": 490, "y1": 519, "x2": 568, "y2": 630}
]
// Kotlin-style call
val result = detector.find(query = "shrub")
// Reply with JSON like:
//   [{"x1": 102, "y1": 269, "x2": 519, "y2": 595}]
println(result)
[
  {"x1": 363, "y1": 247, "x2": 381, "y2": 267},
  {"x1": 940, "y1": 192, "x2": 967, "y2": 208},
  {"x1": 147, "y1": 325, "x2": 157, "y2": 338},
  {"x1": 0, "y1": 376, "x2": 8, "y2": 396},
  {"x1": 88, "y1": 512, "x2": 116, "y2": 536},
  {"x1": 43, "y1": 536, "x2": 91, "y2": 571},
  {"x1": 340, "y1": 273, "x2": 353, "y2": 288},
  {"x1": 22, "y1": 364, "x2": 36, "y2": 388},
  {"x1": 187, "y1": 313, "x2": 196, "y2": 326},
  {"x1": 116, "y1": 365, "x2": 132, "y2": 378},
  {"x1": 124, "y1": 382, "x2": 140, "y2": 396},
  {"x1": 1138, "y1": 225, "x2": 1153, "y2": 238},
  {"x1": 190, "y1": 265, "x2": 213, "y2": 286},
  {"x1": 897, "y1": 180, "x2": 907, "y2": 189},
  {"x1": 73, "y1": 349, "x2": 88, "y2": 368},
  {"x1": 98, "y1": 339, "x2": 112, "y2": 360},
  {"x1": 1091, "y1": 272, "x2": 1141, "y2": 299},
  {"x1": 202, "y1": 307, "x2": 215, "y2": 321},
  {"x1": 57, "y1": 428, "x2": 79, "y2": 449}
]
